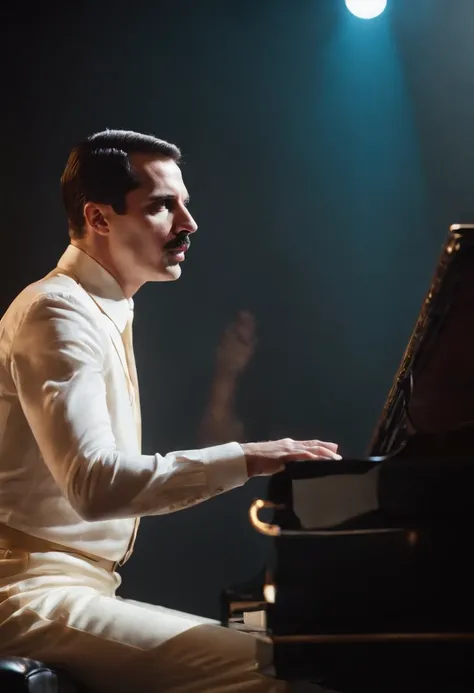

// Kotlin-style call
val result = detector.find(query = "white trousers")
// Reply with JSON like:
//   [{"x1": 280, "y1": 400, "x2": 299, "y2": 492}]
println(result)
[{"x1": 0, "y1": 549, "x2": 325, "y2": 693}]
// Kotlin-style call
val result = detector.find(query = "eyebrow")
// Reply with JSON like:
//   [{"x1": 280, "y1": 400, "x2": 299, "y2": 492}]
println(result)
[{"x1": 147, "y1": 193, "x2": 190, "y2": 206}]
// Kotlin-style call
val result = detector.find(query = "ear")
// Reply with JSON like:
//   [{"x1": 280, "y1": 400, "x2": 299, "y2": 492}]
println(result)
[{"x1": 83, "y1": 202, "x2": 111, "y2": 236}]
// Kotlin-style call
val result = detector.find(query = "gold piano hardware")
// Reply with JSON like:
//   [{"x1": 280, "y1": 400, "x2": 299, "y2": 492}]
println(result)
[
  {"x1": 249, "y1": 499, "x2": 284, "y2": 536},
  {"x1": 272, "y1": 632, "x2": 474, "y2": 644},
  {"x1": 249, "y1": 499, "x2": 419, "y2": 544}
]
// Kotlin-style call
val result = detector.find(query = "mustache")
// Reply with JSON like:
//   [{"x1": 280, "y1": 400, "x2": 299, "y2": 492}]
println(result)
[{"x1": 164, "y1": 233, "x2": 191, "y2": 251}]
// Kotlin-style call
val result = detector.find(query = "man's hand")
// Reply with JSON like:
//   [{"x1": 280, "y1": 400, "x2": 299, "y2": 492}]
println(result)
[{"x1": 241, "y1": 438, "x2": 341, "y2": 477}]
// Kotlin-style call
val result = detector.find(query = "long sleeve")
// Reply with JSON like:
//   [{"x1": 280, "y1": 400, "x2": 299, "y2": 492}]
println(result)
[{"x1": 9, "y1": 292, "x2": 248, "y2": 521}]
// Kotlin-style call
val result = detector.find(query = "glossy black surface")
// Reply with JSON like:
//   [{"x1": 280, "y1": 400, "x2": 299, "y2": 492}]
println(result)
[{"x1": 223, "y1": 225, "x2": 474, "y2": 692}]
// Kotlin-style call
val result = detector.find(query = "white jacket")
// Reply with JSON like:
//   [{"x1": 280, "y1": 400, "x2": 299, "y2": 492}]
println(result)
[{"x1": 0, "y1": 245, "x2": 247, "y2": 562}]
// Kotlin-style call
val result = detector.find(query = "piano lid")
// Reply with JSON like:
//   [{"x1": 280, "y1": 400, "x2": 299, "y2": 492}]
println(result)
[{"x1": 368, "y1": 224, "x2": 474, "y2": 458}]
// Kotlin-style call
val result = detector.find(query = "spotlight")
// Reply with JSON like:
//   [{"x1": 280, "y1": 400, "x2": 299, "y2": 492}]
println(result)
[{"x1": 345, "y1": 0, "x2": 387, "y2": 19}]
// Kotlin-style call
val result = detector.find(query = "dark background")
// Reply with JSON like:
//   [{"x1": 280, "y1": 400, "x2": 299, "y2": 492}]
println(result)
[{"x1": 1, "y1": 0, "x2": 473, "y2": 618}]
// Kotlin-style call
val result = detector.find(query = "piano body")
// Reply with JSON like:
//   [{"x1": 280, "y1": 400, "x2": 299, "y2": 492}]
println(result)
[{"x1": 222, "y1": 224, "x2": 474, "y2": 692}]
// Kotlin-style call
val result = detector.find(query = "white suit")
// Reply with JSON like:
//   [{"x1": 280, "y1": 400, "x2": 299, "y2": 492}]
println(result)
[{"x1": 0, "y1": 245, "x2": 295, "y2": 693}]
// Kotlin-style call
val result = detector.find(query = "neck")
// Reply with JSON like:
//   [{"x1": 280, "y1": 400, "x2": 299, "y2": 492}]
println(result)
[{"x1": 71, "y1": 238, "x2": 142, "y2": 299}]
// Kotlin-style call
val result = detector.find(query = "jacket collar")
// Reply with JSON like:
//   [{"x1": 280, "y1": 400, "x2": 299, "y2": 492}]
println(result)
[{"x1": 56, "y1": 244, "x2": 133, "y2": 333}]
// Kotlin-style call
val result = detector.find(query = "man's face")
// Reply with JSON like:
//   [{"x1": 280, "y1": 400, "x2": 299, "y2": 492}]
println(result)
[{"x1": 102, "y1": 154, "x2": 197, "y2": 286}]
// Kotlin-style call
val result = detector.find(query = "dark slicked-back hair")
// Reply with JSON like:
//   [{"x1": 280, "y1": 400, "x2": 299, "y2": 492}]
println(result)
[{"x1": 61, "y1": 129, "x2": 181, "y2": 238}]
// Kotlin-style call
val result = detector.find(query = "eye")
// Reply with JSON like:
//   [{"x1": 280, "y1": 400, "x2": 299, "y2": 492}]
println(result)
[
  {"x1": 148, "y1": 201, "x2": 166, "y2": 214},
  {"x1": 147, "y1": 198, "x2": 174, "y2": 214}
]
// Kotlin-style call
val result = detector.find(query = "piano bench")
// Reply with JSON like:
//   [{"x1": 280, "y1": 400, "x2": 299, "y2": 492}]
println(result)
[{"x1": 0, "y1": 656, "x2": 83, "y2": 692}]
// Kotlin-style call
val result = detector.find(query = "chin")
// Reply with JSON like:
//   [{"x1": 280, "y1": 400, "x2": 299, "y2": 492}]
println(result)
[{"x1": 153, "y1": 264, "x2": 182, "y2": 282}]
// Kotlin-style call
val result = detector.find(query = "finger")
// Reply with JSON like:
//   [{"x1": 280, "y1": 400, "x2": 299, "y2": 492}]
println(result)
[
  {"x1": 310, "y1": 450, "x2": 342, "y2": 460},
  {"x1": 283, "y1": 448, "x2": 342, "y2": 461},
  {"x1": 302, "y1": 440, "x2": 339, "y2": 453},
  {"x1": 309, "y1": 447, "x2": 342, "y2": 460},
  {"x1": 283, "y1": 450, "x2": 314, "y2": 461}
]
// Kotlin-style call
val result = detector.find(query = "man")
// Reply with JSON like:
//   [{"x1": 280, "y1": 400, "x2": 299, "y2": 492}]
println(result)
[{"x1": 0, "y1": 130, "x2": 341, "y2": 693}]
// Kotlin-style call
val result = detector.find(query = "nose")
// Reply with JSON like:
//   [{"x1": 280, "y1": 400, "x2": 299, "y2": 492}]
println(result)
[{"x1": 176, "y1": 203, "x2": 198, "y2": 235}]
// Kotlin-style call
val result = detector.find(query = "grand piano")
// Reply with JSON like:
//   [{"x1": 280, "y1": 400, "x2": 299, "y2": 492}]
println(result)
[{"x1": 222, "y1": 224, "x2": 474, "y2": 692}]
